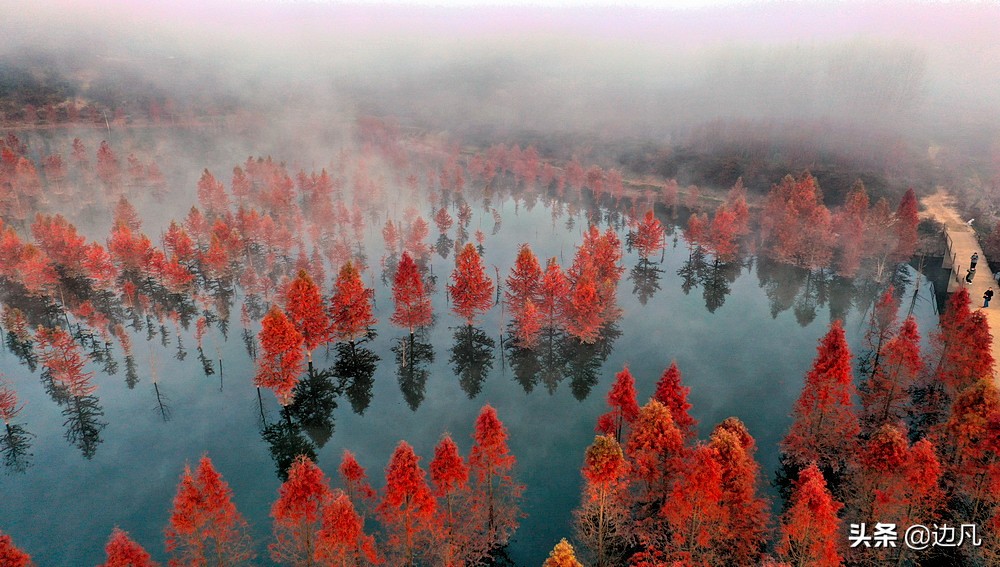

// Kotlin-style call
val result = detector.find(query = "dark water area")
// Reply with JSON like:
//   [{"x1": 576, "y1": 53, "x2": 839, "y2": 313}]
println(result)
[{"x1": 0, "y1": 143, "x2": 939, "y2": 565}]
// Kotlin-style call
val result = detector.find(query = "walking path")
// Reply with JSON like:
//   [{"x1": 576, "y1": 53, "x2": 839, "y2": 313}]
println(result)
[{"x1": 920, "y1": 189, "x2": 1000, "y2": 373}]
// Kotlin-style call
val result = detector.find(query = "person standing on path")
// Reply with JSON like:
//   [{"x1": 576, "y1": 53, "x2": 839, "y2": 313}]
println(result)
[
  {"x1": 985, "y1": 288, "x2": 994, "y2": 308},
  {"x1": 967, "y1": 267, "x2": 976, "y2": 283},
  {"x1": 971, "y1": 252, "x2": 979, "y2": 269}
]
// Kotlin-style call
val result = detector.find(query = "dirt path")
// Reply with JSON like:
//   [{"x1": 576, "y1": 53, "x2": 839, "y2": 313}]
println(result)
[{"x1": 921, "y1": 189, "x2": 1000, "y2": 379}]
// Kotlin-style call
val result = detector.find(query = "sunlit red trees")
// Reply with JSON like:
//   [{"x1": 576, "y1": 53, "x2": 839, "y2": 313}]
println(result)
[
  {"x1": 708, "y1": 205, "x2": 740, "y2": 261},
  {"x1": 655, "y1": 444, "x2": 728, "y2": 565},
  {"x1": 574, "y1": 435, "x2": 630, "y2": 567},
  {"x1": 270, "y1": 455, "x2": 333, "y2": 565},
  {"x1": 377, "y1": 441, "x2": 436, "y2": 566},
  {"x1": 315, "y1": 492, "x2": 379, "y2": 566},
  {"x1": 625, "y1": 399, "x2": 685, "y2": 505},
  {"x1": 330, "y1": 262, "x2": 377, "y2": 346},
  {"x1": 760, "y1": 173, "x2": 833, "y2": 269},
  {"x1": 709, "y1": 418, "x2": 770, "y2": 565},
  {"x1": 449, "y1": 243, "x2": 494, "y2": 325},
  {"x1": 391, "y1": 252, "x2": 433, "y2": 336},
  {"x1": 284, "y1": 270, "x2": 330, "y2": 364},
  {"x1": 197, "y1": 169, "x2": 230, "y2": 217},
  {"x1": 505, "y1": 244, "x2": 542, "y2": 312},
  {"x1": 563, "y1": 271, "x2": 604, "y2": 344},
  {"x1": 652, "y1": 361, "x2": 698, "y2": 441},
  {"x1": 775, "y1": 464, "x2": 843, "y2": 567},
  {"x1": 860, "y1": 316, "x2": 922, "y2": 434},
  {"x1": 165, "y1": 456, "x2": 255, "y2": 567},
  {"x1": 781, "y1": 320, "x2": 859, "y2": 473},
  {"x1": 932, "y1": 288, "x2": 994, "y2": 394},
  {"x1": 255, "y1": 307, "x2": 305, "y2": 406},
  {"x1": 468, "y1": 405, "x2": 523, "y2": 552},
  {"x1": 99, "y1": 528, "x2": 157, "y2": 567},
  {"x1": 539, "y1": 258, "x2": 570, "y2": 330},
  {"x1": 340, "y1": 450, "x2": 377, "y2": 510},
  {"x1": 0, "y1": 376, "x2": 24, "y2": 426},
  {"x1": 595, "y1": 366, "x2": 640, "y2": 442},
  {"x1": 429, "y1": 434, "x2": 472, "y2": 565},
  {"x1": 0, "y1": 530, "x2": 33, "y2": 567}
]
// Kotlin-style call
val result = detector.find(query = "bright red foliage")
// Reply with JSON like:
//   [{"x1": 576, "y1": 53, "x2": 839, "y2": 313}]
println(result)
[
  {"x1": 760, "y1": 173, "x2": 834, "y2": 268},
  {"x1": 468, "y1": 405, "x2": 523, "y2": 551},
  {"x1": 708, "y1": 205, "x2": 739, "y2": 261},
  {"x1": 315, "y1": 492, "x2": 379, "y2": 566},
  {"x1": 0, "y1": 530, "x2": 33, "y2": 567},
  {"x1": 596, "y1": 366, "x2": 640, "y2": 443},
  {"x1": 284, "y1": 270, "x2": 330, "y2": 358},
  {"x1": 0, "y1": 375, "x2": 24, "y2": 425},
  {"x1": 448, "y1": 243, "x2": 494, "y2": 325},
  {"x1": 633, "y1": 210, "x2": 664, "y2": 259},
  {"x1": 505, "y1": 244, "x2": 542, "y2": 311},
  {"x1": 538, "y1": 258, "x2": 570, "y2": 329},
  {"x1": 781, "y1": 320, "x2": 860, "y2": 472},
  {"x1": 330, "y1": 262, "x2": 377, "y2": 343},
  {"x1": 99, "y1": 528, "x2": 157, "y2": 567},
  {"x1": 652, "y1": 361, "x2": 698, "y2": 441},
  {"x1": 165, "y1": 456, "x2": 255, "y2": 567},
  {"x1": 429, "y1": 434, "x2": 473, "y2": 566},
  {"x1": 36, "y1": 326, "x2": 96, "y2": 398},
  {"x1": 255, "y1": 307, "x2": 305, "y2": 406},
  {"x1": 861, "y1": 316, "x2": 923, "y2": 434},
  {"x1": 575, "y1": 435, "x2": 629, "y2": 567},
  {"x1": 391, "y1": 252, "x2": 432, "y2": 334},
  {"x1": 270, "y1": 455, "x2": 333, "y2": 565},
  {"x1": 625, "y1": 399, "x2": 685, "y2": 504},
  {"x1": 340, "y1": 450, "x2": 378, "y2": 507},
  {"x1": 709, "y1": 419, "x2": 770, "y2": 565},
  {"x1": 563, "y1": 271, "x2": 604, "y2": 344},
  {"x1": 197, "y1": 169, "x2": 229, "y2": 217},
  {"x1": 378, "y1": 441, "x2": 436, "y2": 565},
  {"x1": 657, "y1": 444, "x2": 728, "y2": 565},
  {"x1": 776, "y1": 464, "x2": 843, "y2": 567}
]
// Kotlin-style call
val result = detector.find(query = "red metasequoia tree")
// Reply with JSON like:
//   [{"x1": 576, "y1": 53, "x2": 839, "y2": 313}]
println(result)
[
  {"x1": 563, "y1": 271, "x2": 604, "y2": 344},
  {"x1": 255, "y1": 307, "x2": 305, "y2": 406},
  {"x1": 468, "y1": 405, "x2": 523, "y2": 552},
  {"x1": 36, "y1": 326, "x2": 96, "y2": 398},
  {"x1": 574, "y1": 435, "x2": 630, "y2": 567},
  {"x1": 0, "y1": 530, "x2": 33, "y2": 567},
  {"x1": 760, "y1": 172, "x2": 834, "y2": 269},
  {"x1": 512, "y1": 299, "x2": 542, "y2": 348},
  {"x1": 684, "y1": 212, "x2": 708, "y2": 249},
  {"x1": 653, "y1": 444, "x2": 728, "y2": 566},
  {"x1": 708, "y1": 205, "x2": 740, "y2": 262},
  {"x1": 633, "y1": 210, "x2": 664, "y2": 259},
  {"x1": 315, "y1": 491, "x2": 379, "y2": 566},
  {"x1": 625, "y1": 399, "x2": 685, "y2": 506},
  {"x1": 781, "y1": 320, "x2": 860, "y2": 473},
  {"x1": 99, "y1": 528, "x2": 158, "y2": 567},
  {"x1": 165, "y1": 456, "x2": 255, "y2": 567},
  {"x1": 542, "y1": 539, "x2": 583, "y2": 567},
  {"x1": 932, "y1": 287, "x2": 994, "y2": 395},
  {"x1": 391, "y1": 252, "x2": 433, "y2": 336},
  {"x1": 863, "y1": 285, "x2": 900, "y2": 380},
  {"x1": 330, "y1": 262, "x2": 377, "y2": 346},
  {"x1": 270, "y1": 455, "x2": 334, "y2": 565},
  {"x1": 940, "y1": 377, "x2": 1000, "y2": 525},
  {"x1": 834, "y1": 181, "x2": 869, "y2": 277},
  {"x1": 429, "y1": 434, "x2": 474, "y2": 565},
  {"x1": 775, "y1": 464, "x2": 844, "y2": 567},
  {"x1": 197, "y1": 169, "x2": 230, "y2": 217},
  {"x1": 448, "y1": 243, "x2": 494, "y2": 325},
  {"x1": 652, "y1": 361, "x2": 698, "y2": 441},
  {"x1": 538, "y1": 258, "x2": 570, "y2": 330},
  {"x1": 377, "y1": 441, "x2": 436, "y2": 566},
  {"x1": 595, "y1": 366, "x2": 640, "y2": 443},
  {"x1": 339, "y1": 450, "x2": 378, "y2": 514},
  {"x1": 893, "y1": 188, "x2": 919, "y2": 261},
  {"x1": 860, "y1": 316, "x2": 923, "y2": 434},
  {"x1": 505, "y1": 244, "x2": 542, "y2": 312},
  {"x1": 709, "y1": 418, "x2": 770, "y2": 565},
  {"x1": 284, "y1": 270, "x2": 330, "y2": 363},
  {"x1": 434, "y1": 207, "x2": 454, "y2": 233},
  {"x1": 0, "y1": 376, "x2": 24, "y2": 425}
]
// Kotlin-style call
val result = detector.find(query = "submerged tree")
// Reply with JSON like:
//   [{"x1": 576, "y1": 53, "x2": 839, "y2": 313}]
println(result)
[
  {"x1": 330, "y1": 261, "x2": 377, "y2": 348},
  {"x1": 99, "y1": 528, "x2": 158, "y2": 567},
  {"x1": 391, "y1": 252, "x2": 433, "y2": 336},
  {"x1": 449, "y1": 243, "x2": 494, "y2": 325},
  {"x1": 468, "y1": 405, "x2": 524, "y2": 555},
  {"x1": 270, "y1": 455, "x2": 333, "y2": 565},
  {"x1": 284, "y1": 270, "x2": 330, "y2": 365},
  {"x1": 595, "y1": 366, "x2": 640, "y2": 443},
  {"x1": 377, "y1": 441, "x2": 436, "y2": 566},
  {"x1": 255, "y1": 307, "x2": 305, "y2": 406}
]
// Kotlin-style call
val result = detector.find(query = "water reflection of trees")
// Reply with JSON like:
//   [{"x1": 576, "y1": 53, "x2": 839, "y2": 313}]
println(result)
[
  {"x1": 394, "y1": 333, "x2": 434, "y2": 411},
  {"x1": 1, "y1": 423, "x2": 34, "y2": 474},
  {"x1": 504, "y1": 322, "x2": 620, "y2": 400},
  {"x1": 450, "y1": 325, "x2": 496, "y2": 399},
  {"x1": 629, "y1": 258, "x2": 663, "y2": 306},
  {"x1": 677, "y1": 247, "x2": 742, "y2": 313},
  {"x1": 286, "y1": 366, "x2": 338, "y2": 448},
  {"x1": 333, "y1": 341, "x2": 379, "y2": 415},
  {"x1": 261, "y1": 412, "x2": 317, "y2": 482}
]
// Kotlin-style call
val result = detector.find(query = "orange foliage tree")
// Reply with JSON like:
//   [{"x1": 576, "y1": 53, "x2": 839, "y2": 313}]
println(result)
[
  {"x1": 542, "y1": 539, "x2": 583, "y2": 567},
  {"x1": 315, "y1": 492, "x2": 379, "y2": 566},
  {"x1": 448, "y1": 243, "x2": 494, "y2": 325},
  {"x1": 270, "y1": 455, "x2": 333, "y2": 565},
  {"x1": 330, "y1": 262, "x2": 377, "y2": 346},
  {"x1": 775, "y1": 464, "x2": 843, "y2": 567},
  {"x1": 284, "y1": 270, "x2": 330, "y2": 363},
  {"x1": 652, "y1": 361, "x2": 698, "y2": 441},
  {"x1": 377, "y1": 441, "x2": 436, "y2": 566},
  {"x1": 595, "y1": 366, "x2": 640, "y2": 443},
  {"x1": 255, "y1": 307, "x2": 305, "y2": 405},
  {"x1": 99, "y1": 528, "x2": 157, "y2": 567},
  {"x1": 391, "y1": 252, "x2": 433, "y2": 336},
  {"x1": 165, "y1": 456, "x2": 255, "y2": 567},
  {"x1": 468, "y1": 405, "x2": 523, "y2": 554},
  {"x1": 0, "y1": 530, "x2": 33, "y2": 567},
  {"x1": 574, "y1": 435, "x2": 630, "y2": 567}
]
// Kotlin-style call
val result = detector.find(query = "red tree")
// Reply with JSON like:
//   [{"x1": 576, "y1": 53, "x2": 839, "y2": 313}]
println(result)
[
  {"x1": 270, "y1": 455, "x2": 334, "y2": 565},
  {"x1": 652, "y1": 360, "x2": 698, "y2": 441},
  {"x1": 255, "y1": 307, "x2": 305, "y2": 406},
  {"x1": 512, "y1": 299, "x2": 542, "y2": 348},
  {"x1": 391, "y1": 252, "x2": 433, "y2": 335},
  {"x1": 760, "y1": 173, "x2": 834, "y2": 268},
  {"x1": 315, "y1": 491, "x2": 379, "y2": 566},
  {"x1": 377, "y1": 441, "x2": 436, "y2": 566},
  {"x1": 633, "y1": 210, "x2": 664, "y2": 259},
  {"x1": 0, "y1": 530, "x2": 33, "y2": 567},
  {"x1": 932, "y1": 288, "x2": 994, "y2": 394},
  {"x1": 330, "y1": 262, "x2": 377, "y2": 345},
  {"x1": 656, "y1": 444, "x2": 728, "y2": 565},
  {"x1": 860, "y1": 316, "x2": 923, "y2": 434},
  {"x1": 340, "y1": 450, "x2": 377, "y2": 509},
  {"x1": 563, "y1": 271, "x2": 604, "y2": 344},
  {"x1": 284, "y1": 270, "x2": 330, "y2": 363},
  {"x1": 625, "y1": 399, "x2": 685, "y2": 505},
  {"x1": 709, "y1": 419, "x2": 770, "y2": 565},
  {"x1": 775, "y1": 464, "x2": 843, "y2": 567},
  {"x1": 429, "y1": 434, "x2": 474, "y2": 565},
  {"x1": 834, "y1": 181, "x2": 868, "y2": 277},
  {"x1": 781, "y1": 320, "x2": 860, "y2": 472},
  {"x1": 595, "y1": 366, "x2": 640, "y2": 443},
  {"x1": 36, "y1": 326, "x2": 95, "y2": 398},
  {"x1": 542, "y1": 539, "x2": 583, "y2": 567},
  {"x1": 505, "y1": 244, "x2": 542, "y2": 311},
  {"x1": 538, "y1": 258, "x2": 570, "y2": 329},
  {"x1": 197, "y1": 169, "x2": 230, "y2": 217},
  {"x1": 468, "y1": 405, "x2": 523, "y2": 552},
  {"x1": 574, "y1": 435, "x2": 630, "y2": 567},
  {"x1": 0, "y1": 375, "x2": 24, "y2": 425},
  {"x1": 448, "y1": 243, "x2": 494, "y2": 325},
  {"x1": 165, "y1": 456, "x2": 255, "y2": 567},
  {"x1": 99, "y1": 528, "x2": 157, "y2": 567},
  {"x1": 708, "y1": 205, "x2": 740, "y2": 261}
]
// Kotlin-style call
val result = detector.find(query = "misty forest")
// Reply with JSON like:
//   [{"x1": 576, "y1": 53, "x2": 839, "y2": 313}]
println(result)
[{"x1": 2, "y1": 2, "x2": 1000, "y2": 566}]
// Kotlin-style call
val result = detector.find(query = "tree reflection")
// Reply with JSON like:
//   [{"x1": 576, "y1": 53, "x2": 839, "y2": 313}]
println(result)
[
  {"x1": 701, "y1": 258, "x2": 741, "y2": 313},
  {"x1": 333, "y1": 342, "x2": 379, "y2": 415},
  {"x1": 563, "y1": 322, "x2": 621, "y2": 401},
  {"x1": 629, "y1": 258, "x2": 663, "y2": 306},
  {"x1": 504, "y1": 332, "x2": 542, "y2": 394},
  {"x1": 261, "y1": 410, "x2": 317, "y2": 481},
  {"x1": 1, "y1": 423, "x2": 34, "y2": 474},
  {"x1": 756, "y1": 256, "x2": 808, "y2": 319},
  {"x1": 436, "y1": 233, "x2": 454, "y2": 260},
  {"x1": 677, "y1": 246, "x2": 708, "y2": 296},
  {"x1": 449, "y1": 325, "x2": 496, "y2": 399},
  {"x1": 62, "y1": 394, "x2": 106, "y2": 459},
  {"x1": 393, "y1": 333, "x2": 434, "y2": 411},
  {"x1": 286, "y1": 366, "x2": 338, "y2": 448}
]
